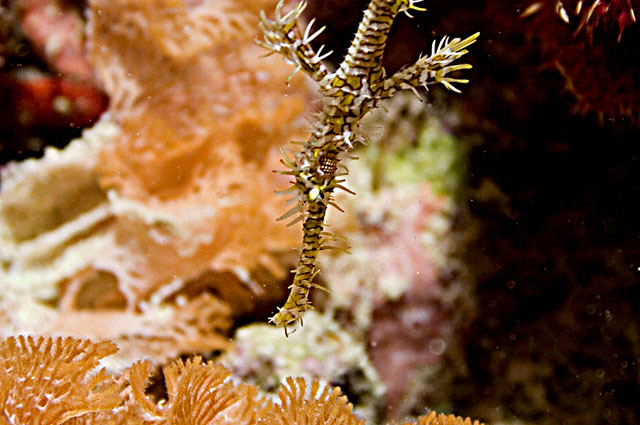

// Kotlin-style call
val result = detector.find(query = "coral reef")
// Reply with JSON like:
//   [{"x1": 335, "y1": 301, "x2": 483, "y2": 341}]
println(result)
[
  {"x1": 222, "y1": 311, "x2": 384, "y2": 423},
  {"x1": 4, "y1": 1, "x2": 638, "y2": 424},
  {"x1": 0, "y1": 0, "x2": 312, "y2": 367},
  {"x1": 0, "y1": 335, "x2": 483, "y2": 425},
  {"x1": 1, "y1": 2, "x2": 479, "y2": 419}
]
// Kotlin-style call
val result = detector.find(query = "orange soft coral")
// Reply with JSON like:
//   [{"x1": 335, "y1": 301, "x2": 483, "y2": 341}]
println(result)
[
  {"x1": 130, "y1": 357, "x2": 263, "y2": 424},
  {"x1": 262, "y1": 377, "x2": 365, "y2": 425},
  {"x1": 0, "y1": 336, "x2": 122, "y2": 424},
  {"x1": 77, "y1": 0, "x2": 309, "y2": 309},
  {"x1": 0, "y1": 335, "x2": 483, "y2": 425},
  {"x1": 401, "y1": 411, "x2": 483, "y2": 425},
  {"x1": 87, "y1": 0, "x2": 308, "y2": 199}
]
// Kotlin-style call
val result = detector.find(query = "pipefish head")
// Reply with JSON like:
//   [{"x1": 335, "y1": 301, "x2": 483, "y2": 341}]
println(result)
[{"x1": 270, "y1": 304, "x2": 312, "y2": 337}]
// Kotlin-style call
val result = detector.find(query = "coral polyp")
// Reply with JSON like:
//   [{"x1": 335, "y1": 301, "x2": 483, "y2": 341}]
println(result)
[{"x1": 258, "y1": 0, "x2": 478, "y2": 334}]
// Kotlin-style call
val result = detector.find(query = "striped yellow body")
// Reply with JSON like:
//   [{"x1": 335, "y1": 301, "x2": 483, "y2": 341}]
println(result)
[{"x1": 258, "y1": 0, "x2": 478, "y2": 335}]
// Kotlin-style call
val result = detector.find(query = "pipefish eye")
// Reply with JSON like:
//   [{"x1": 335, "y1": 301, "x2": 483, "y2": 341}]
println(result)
[{"x1": 319, "y1": 155, "x2": 338, "y2": 176}]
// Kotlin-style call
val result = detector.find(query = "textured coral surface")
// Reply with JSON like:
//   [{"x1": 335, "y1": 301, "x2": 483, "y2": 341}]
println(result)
[
  {"x1": 0, "y1": 336, "x2": 121, "y2": 424},
  {"x1": 86, "y1": 0, "x2": 309, "y2": 307},
  {"x1": 0, "y1": 335, "x2": 483, "y2": 425}
]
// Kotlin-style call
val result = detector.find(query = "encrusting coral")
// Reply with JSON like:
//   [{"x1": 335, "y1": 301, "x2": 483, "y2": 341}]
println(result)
[
  {"x1": 0, "y1": 122, "x2": 233, "y2": 369},
  {"x1": 84, "y1": 0, "x2": 309, "y2": 307},
  {"x1": 0, "y1": 335, "x2": 483, "y2": 425}
]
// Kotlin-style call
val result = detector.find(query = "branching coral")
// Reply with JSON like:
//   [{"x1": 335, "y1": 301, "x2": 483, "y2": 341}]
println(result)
[
  {"x1": 0, "y1": 335, "x2": 484, "y2": 425},
  {"x1": 258, "y1": 0, "x2": 478, "y2": 332},
  {"x1": 401, "y1": 411, "x2": 483, "y2": 425}
]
